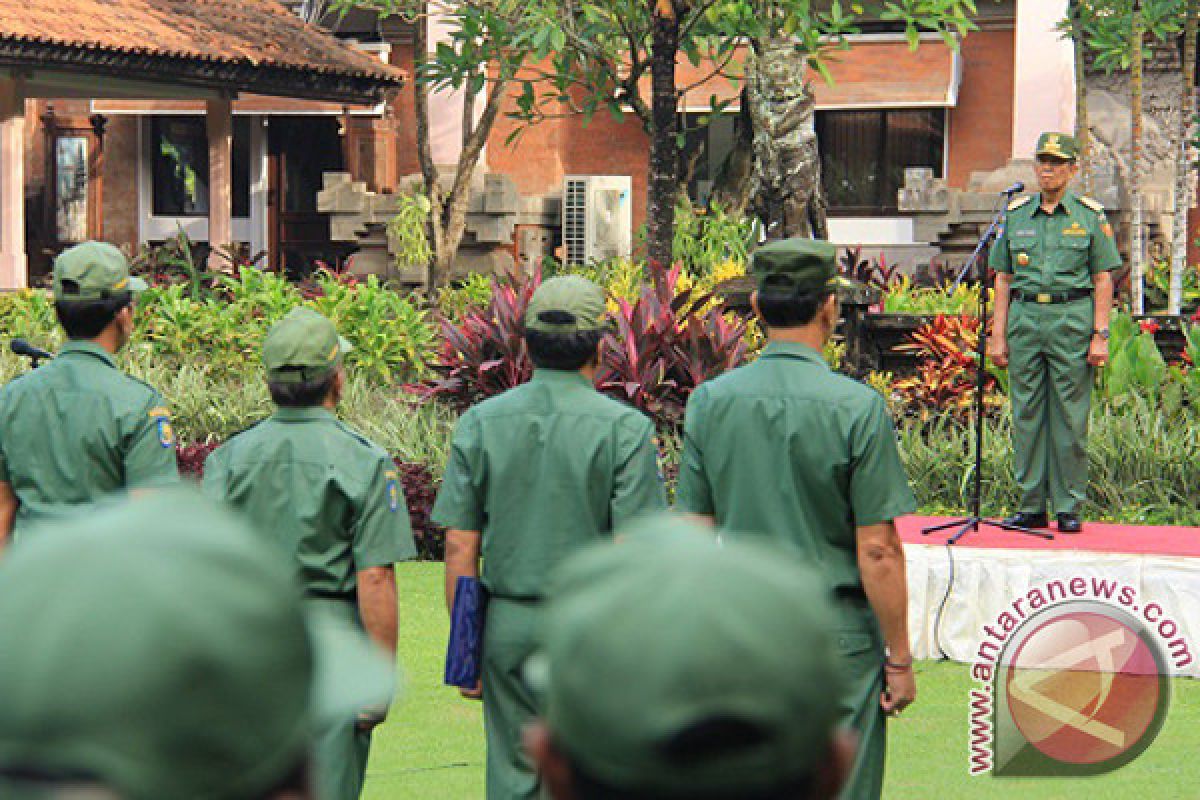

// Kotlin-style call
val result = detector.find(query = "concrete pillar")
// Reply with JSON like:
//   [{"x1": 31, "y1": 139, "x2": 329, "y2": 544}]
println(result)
[
  {"x1": 1012, "y1": 0, "x2": 1075, "y2": 158},
  {"x1": 206, "y1": 96, "x2": 233, "y2": 269},
  {"x1": 0, "y1": 76, "x2": 27, "y2": 289}
]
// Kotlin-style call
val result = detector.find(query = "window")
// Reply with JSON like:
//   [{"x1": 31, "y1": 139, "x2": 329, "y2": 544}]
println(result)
[
  {"x1": 151, "y1": 116, "x2": 251, "y2": 218},
  {"x1": 681, "y1": 112, "x2": 744, "y2": 207},
  {"x1": 816, "y1": 109, "x2": 944, "y2": 215}
]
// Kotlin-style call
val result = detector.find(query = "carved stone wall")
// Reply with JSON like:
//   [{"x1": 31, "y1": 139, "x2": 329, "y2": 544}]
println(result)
[{"x1": 318, "y1": 171, "x2": 555, "y2": 284}]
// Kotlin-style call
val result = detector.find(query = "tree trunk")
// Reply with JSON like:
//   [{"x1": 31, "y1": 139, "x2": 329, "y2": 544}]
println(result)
[
  {"x1": 413, "y1": 4, "x2": 509, "y2": 294},
  {"x1": 746, "y1": 37, "x2": 828, "y2": 240},
  {"x1": 1070, "y1": 0, "x2": 1092, "y2": 194},
  {"x1": 1169, "y1": 1, "x2": 1198, "y2": 315},
  {"x1": 1131, "y1": 0, "x2": 1146, "y2": 315},
  {"x1": 646, "y1": 0, "x2": 681, "y2": 270}
]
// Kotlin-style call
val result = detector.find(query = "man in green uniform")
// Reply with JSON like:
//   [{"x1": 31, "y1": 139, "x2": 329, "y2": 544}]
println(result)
[
  {"x1": 203, "y1": 307, "x2": 417, "y2": 800},
  {"x1": 0, "y1": 490, "x2": 394, "y2": 799},
  {"x1": 988, "y1": 132, "x2": 1123, "y2": 533},
  {"x1": 0, "y1": 241, "x2": 179, "y2": 546},
  {"x1": 433, "y1": 275, "x2": 667, "y2": 800},
  {"x1": 676, "y1": 239, "x2": 916, "y2": 800},
  {"x1": 525, "y1": 517, "x2": 856, "y2": 800}
]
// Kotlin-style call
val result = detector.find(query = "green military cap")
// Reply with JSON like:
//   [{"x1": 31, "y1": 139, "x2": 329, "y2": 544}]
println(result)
[
  {"x1": 751, "y1": 238, "x2": 849, "y2": 293},
  {"x1": 524, "y1": 275, "x2": 608, "y2": 334},
  {"x1": 1035, "y1": 131, "x2": 1079, "y2": 162},
  {"x1": 528, "y1": 517, "x2": 845, "y2": 797},
  {"x1": 263, "y1": 307, "x2": 353, "y2": 384},
  {"x1": 53, "y1": 241, "x2": 147, "y2": 302},
  {"x1": 0, "y1": 490, "x2": 394, "y2": 800}
]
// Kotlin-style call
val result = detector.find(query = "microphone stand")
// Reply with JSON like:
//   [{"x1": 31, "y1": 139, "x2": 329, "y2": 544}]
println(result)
[{"x1": 921, "y1": 190, "x2": 1054, "y2": 545}]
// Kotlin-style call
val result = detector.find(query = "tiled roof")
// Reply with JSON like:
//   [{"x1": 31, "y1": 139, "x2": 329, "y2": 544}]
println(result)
[{"x1": 0, "y1": 0, "x2": 404, "y2": 103}]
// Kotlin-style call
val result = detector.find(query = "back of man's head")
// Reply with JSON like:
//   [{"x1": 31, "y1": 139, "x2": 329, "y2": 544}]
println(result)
[
  {"x1": 0, "y1": 490, "x2": 393, "y2": 800},
  {"x1": 51, "y1": 242, "x2": 146, "y2": 341},
  {"x1": 750, "y1": 238, "x2": 846, "y2": 331},
  {"x1": 524, "y1": 276, "x2": 609, "y2": 371},
  {"x1": 527, "y1": 517, "x2": 854, "y2": 800},
  {"x1": 262, "y1": 308, "x2": 353, "y2": 407}
]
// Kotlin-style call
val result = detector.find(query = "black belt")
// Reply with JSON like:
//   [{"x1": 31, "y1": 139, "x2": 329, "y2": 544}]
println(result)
[
  {"x1": 306, "y1": 588, "x2": 357, "y2": 603},
  {"x1": 1012, "y1": 288, "x2": 1092, "y2": 304}
]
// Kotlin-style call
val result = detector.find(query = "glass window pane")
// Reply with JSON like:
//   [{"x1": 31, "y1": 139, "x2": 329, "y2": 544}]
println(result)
[
  {"x1": 152, "y1": 117, "x2": 209, "y2": 217},
  {"x1": 152, "y1": 116, "x2": 252, "y2": 219},
  {"x1": 883, "y1": 109, "x2": 944, "y2": 212},
  {"x1": 55, "y1": 136, "x2": 89, "y2": 243},
  {"x1": 818, "y1": 110, "x2": 885, "y2": 213}
]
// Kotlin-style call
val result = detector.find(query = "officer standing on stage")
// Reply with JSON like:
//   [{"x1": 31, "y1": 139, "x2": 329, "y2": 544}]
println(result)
[
  {"x1": 988, "y1": 132, "x2": 1123, "y2": 533},
  {"x1": 0, "y1": 241, "x2": 179, "y2": 547},
  {"x1": 675, "y1": 238, "x2": 917, "y2": 800},
  {"x1": 203, "y1": 307, "x2": 417, "y2": 800},
  {"x1": 432, "y1": 275, "x2": 667, "y2": 800},
  {"x1": 526, "y1": 518, "x2": 855, "y2": 800}
]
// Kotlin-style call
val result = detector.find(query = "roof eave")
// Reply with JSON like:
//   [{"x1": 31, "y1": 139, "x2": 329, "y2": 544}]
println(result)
[{"x1": 0, "y1": 40, "x2": 404, "y2": 106}]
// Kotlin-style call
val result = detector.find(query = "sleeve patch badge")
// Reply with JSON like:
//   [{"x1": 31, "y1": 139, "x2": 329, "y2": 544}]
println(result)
[
  {"x1": 155, "y1": 416, "x2": 175, "y2": 449},
  {"x1": 384, "y1": 469, "x2": 400, "y2": 513}
]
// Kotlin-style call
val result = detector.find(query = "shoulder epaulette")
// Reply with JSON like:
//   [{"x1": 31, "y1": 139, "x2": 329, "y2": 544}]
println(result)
[
  {"x1": 1007, "y1": 195, "x2": 1033, "y2": 212},
  {"x1": 1078, "y1": 196, "x2": 1105, "y2": 213},
  {"x1": 333, "y1": 418, "x2": 379, "y2": 452}
]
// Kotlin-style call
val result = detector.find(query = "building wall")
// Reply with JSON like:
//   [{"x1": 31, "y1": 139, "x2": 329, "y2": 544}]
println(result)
[
  {"x1": 946, "y1": 27, "x2": 1016, "y2": 189},
  {"x1": 389, "y1": 42, "x2": 421, "y2": 178},
  {"x1": 103, "y1": 114, "x2": 140, "y2": 252}
]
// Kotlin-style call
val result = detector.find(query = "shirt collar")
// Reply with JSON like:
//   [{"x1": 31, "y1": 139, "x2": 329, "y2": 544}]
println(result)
[
  {"x1": 59, "y1": 340, "x2": 117, "y2": 369},
  {"x1": 759, "y1": 341, "x2": 827, "y2": 366},
  {"x1": 273, "y1": 406, "x2": 336, "y2": 423},
  {"x1": 1032, "y1": 191, "x2": 1073, "y2": 217},
  {"x1": 530, "y1": 368, "x2": 594, "y2": 388}
]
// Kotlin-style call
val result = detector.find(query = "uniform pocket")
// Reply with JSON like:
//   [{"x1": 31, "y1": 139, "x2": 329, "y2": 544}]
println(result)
[{"x1": 1052, "y1": 235, "x2": 1091, "y2": 286}]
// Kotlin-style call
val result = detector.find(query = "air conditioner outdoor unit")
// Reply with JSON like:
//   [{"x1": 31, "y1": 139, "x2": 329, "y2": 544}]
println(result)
[{"x1": 562, "y1": 176, "x2": 633, "y2": 266}]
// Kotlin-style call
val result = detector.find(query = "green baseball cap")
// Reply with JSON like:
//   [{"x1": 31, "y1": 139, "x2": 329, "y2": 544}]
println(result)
[
  {"x1": 529, "y1": 517, "x2": 846, "y2": 797},
  {"x1": 0, "y1": 491, "x2": 394, "y2": 800},
  {"x1": 751, "y1": 238, "x2": 849, "y2": 293},
  {"x1": 524, "y1": 275, "x2": 608, "y2": 334},
  {"x1": 262, "y1": 307, "x2": 353, "y2": 384},
  {"x1": 1035, "y1": 131, "x2": 1079, "y2": 162},
  {"x1": 52, "y1": 241, "x2": 147, "y2": 302}
]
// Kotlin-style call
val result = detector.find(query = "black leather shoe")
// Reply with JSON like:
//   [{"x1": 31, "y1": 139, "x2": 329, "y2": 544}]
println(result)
[
  {"x1": 1057, "y1": 513, "x2": 1083, "y2": 533},
  {"x1": 1002, "y1": 512, "x2": 1049, "y2": 529}
]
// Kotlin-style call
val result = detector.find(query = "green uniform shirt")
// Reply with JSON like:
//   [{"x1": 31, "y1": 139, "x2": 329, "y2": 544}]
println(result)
[
  {"x1": 676, "y1": 342, "x2": 916, "y2": 594},
  {"x1": 990, "y1": 191, "x2": 1123, "y2": 292},
  {"x1": 0, "y1": 341, "x2": 180, "y2": 535},
  {"x1": 431, "y1": 369, "x2": 667, "y2": 600},
  {"x1": 202, "y1": 407, "x2": 417, "y2": 598}
]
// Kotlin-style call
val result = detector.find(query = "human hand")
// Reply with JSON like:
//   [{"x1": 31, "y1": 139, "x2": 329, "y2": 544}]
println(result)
[
  {"x1": 987, "y1": 336, "x2": 1009, "y2": 368},
  {"x1": 1087, "y1": 336, "x2": 1109, "y2": 368},
  {"x1": 881, "y1": 665, "x2": 916, "y2": 716},
  {"x1": 459, "y1": 680, "x2": 483, "y2": 701},
  {"x1": 356, "y1": 707, "x2": 389, "y2": 732}
]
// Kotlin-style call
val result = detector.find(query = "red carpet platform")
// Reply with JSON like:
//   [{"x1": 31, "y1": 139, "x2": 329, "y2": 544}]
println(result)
[
  {"x1": 898, "y1": 515, "x2": 1200, "y2": 558},
  {"x1": 897, "y1": 516, "x2": 1200, "y2": 677}
]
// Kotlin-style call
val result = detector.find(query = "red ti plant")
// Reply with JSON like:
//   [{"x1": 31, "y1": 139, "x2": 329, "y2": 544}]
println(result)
[
  {"x1": 892, "y1": 314, "x2": 1002, "y2": 421},
  {"x1": 596, "y1": 261, "x2": 751, "y2": 428},
  {"x1": 415, "y1": 269, "x2": 539, "y2": 411}
]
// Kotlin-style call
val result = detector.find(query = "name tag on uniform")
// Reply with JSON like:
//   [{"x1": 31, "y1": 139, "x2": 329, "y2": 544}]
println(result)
[{"x1": 1014, "y1": 229, "x2": 1037, "y2": 237}]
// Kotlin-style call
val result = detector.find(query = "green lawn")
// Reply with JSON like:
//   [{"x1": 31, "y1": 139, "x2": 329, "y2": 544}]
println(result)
[{"x1": 366, "y1": 563, "x2": 1200, "y2": 799}]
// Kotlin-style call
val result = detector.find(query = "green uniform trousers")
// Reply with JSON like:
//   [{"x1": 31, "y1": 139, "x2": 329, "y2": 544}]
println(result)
[
  {"x1": 315, "y1": 721, "x2": 372, "y2": 800},
  {"x1": 482, "y1": 598, "x2": 543, "y2": 800},
  {"x1": 836, "y1": 600, "x2": 887, "y2": 800},
  {"x1": 1007, "y1": 298, "x2": 1094, "y2": 515}
]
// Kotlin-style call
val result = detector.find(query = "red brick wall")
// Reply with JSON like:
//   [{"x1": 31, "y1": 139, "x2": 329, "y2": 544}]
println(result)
[{"x1": 946, "y1": 27, "x2": 1016, "y2": 188}]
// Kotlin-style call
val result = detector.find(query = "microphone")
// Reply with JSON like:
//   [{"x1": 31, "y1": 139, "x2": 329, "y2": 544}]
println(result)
[
  {"x1": 10, "y1": 339, "x2": 53, "y2": 361},
  {"x1": 1001, "y1": 181, "x2": 1025, "y2": 196}
]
